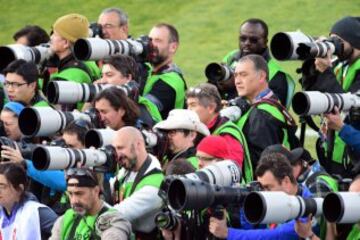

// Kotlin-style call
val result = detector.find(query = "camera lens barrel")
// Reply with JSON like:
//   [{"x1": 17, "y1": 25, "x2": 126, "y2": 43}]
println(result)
[
  {"x1": 270, "y1": 32, "x2": 314, "y2": 60},
  {"x1": 323, "y1": 192, "x2": 360, "y2": 223},
  {"x1": 73, "y1": 38, "x2": 145, "y2": 61},
  {"x1": 18, "y1": 107, "x2": 92, "y2": 137},
  {"x1": 32, "y1": 145, "x2": 115, "y2": 170},
  {"x1": 292, "y1": 91, "x2": 360, "y2": 116},
  {"x1": 0, "y1": 44, "x2": 52, "y2": 71},
  {"x1": 205, "y1": 63, "x2": 233, "y2": 82},
  {"x1": 243, "y1": 192, "x2": 323, "y2": 224},
  {"x1": 85, "y1": 128, "x2": 116, "y2": 148}
]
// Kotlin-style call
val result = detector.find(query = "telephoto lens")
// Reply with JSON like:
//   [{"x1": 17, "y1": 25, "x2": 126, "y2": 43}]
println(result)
[
  {"x1": 18, "y1": 107, "x2": 102, "y2": 137},
  {"x1": 323, "y1": 192, "x2": 360, "y2": 223},
  {"x1": 73, "y1": 36, "x2": 150, "y2": 61},
  {"x1": 292, "y1": 91, "x2": 360, "y2": 116},
  {"x1": 47, "y1": 80, "x2": 139, "y2": 105},
  {"x1": 32, "y1": 145, "x2": 117, "y2": 172},
  {"x1": 85, "y1": 128, "x2": 116, "y2": 148},
  {"x1": 0, "y1": 43, "x2": 53, "y2": 71},
  {"x1": 270, "y1": 31, "x2": 315, "y2": 60},
  {"x1": 205, "y1": 63, "x2": 233, "y2": 83},
  {"x1": 243, "y1": 191, "x2": 323, "y2": 224}
]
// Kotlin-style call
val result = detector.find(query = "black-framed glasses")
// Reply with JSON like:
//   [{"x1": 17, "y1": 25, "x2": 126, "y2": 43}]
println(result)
[
  {"x1": 66, "y1": 168, "x2": 97, "y2": 183},
  {"x1": 3, "y1": 81, "x2": 28, "y2": 88},
  {"x1": 239, "y1": 35, "x2": 260, "y2": 44}
]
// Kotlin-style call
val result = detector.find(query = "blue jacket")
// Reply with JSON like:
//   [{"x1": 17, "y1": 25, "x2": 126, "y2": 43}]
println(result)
[
  {"x1": 227, "y1": 186, "x2": 313, "y2": 240},
  {"x1": 339, "y1": 124, "x2": 360, "y2": 154},
  {"x1": 26, "y1": 160, "x2": 66, "y2": 192}
]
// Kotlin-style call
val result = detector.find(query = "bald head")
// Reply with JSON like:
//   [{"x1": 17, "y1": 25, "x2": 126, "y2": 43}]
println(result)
[
  {"x1": 115, "y1": 126, "x2": 144, "y2": 145},
  {"x1": 112, "y1": 126, "x2": 147, "y2": 171}
]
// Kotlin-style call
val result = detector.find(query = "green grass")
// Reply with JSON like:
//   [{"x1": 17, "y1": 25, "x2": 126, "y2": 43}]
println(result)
[{"x1": 0, "y1": 0, "x2": 359, "y2": 155}]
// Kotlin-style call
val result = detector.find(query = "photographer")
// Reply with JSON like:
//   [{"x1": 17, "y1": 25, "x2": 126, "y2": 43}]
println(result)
[
  {"x1": 154, "y1": 109, "x2": 210, "y2": 169},
  {"x1": 95, "y1": 55, "x2": 162, "y2": 125},
  {"x1": 0, "y1": 162, "x2": 57, "y2": 239},
  {"x1": 111, "y1": 126, "x2": 164, "y2": 239},
  {"x1": 303, "y1": 16, "x2": 360, "y2": 178},
  {"x1": 3, "y1": 60, "x2": 49, "y2": 107},
  {"x1": 97, "y1": 7, "x2": 129, "y2": 40},
  {"x1": 143, "y1": 23, "x2": 186, "y2": 119},
  {"x1": 186, "y1": 83, "x2": 251, "y2": 180},
  {"x1": 233, "y1": 54, "x2": 298, "y2": 171},
  {"x1": 222, "y1": 18, "x2": 294, "y2": 108},
  {"x1": 93, "y1": 87, "x2": 152, "y2": 130},
  {"x1": 209, "y1": 152, "x2": 315, "y2": 240},
  {"x1": 0, "y1": 102, "x2": 24, "y2": 141},
  {"x1": 49, "y1": 13, "x2": 101, "y2": 110},
  {"x1": 50, "y1": 167, "x2": 132, "y2": 240},
  {"x1": 13, "y1": 25, "x2": 49, "y2": 46}
]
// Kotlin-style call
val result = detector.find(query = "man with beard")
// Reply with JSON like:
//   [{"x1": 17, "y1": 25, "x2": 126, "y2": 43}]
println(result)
[
  {"x1": 111, "y1": 126, "x2": 164, "y2": 239},
  {"x1": 223, "y1": 18, "x2": 294, "y2": 108},
  {"x1": 302, "y1": 16, "x2": 360, "y2": 178},
  {"x1": 49, "y1": 168, "x2": 132, "y2": 240},
  {"x1": 142, "y1": 23, "x2": 186, "y2": 119}
]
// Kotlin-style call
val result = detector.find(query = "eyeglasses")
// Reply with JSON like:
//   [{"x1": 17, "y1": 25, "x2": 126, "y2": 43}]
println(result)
[
  {"x1": 196, "y1": 155, "x2": 218, "y2": 162},
  {"x1": 3, "y1": 81, "x2": 28, "y2": 88},
  {"x1": 101, "y1": 23, "x2": 121, "y2": 30},
  {"x1": 66, "y1": 168, "x2": 97, "y2": 183},
  {"x1": 239, "y1": 35, "x2": 260, "y2": 44}
]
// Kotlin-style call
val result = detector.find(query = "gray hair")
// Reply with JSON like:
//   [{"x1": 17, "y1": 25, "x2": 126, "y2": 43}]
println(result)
[{"x1": 101, "y1": 7, "x2": 128, "y2": 26}]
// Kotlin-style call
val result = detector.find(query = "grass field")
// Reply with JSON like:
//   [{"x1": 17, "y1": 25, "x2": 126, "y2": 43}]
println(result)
[{"x1": 0, "y1": 0, "x2": 359, "y2": 154}]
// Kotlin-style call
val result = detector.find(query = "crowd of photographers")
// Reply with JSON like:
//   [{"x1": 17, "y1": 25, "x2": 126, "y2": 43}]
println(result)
[{"x1": 0, "y1": 6, "x2": 359, "y2": 240}]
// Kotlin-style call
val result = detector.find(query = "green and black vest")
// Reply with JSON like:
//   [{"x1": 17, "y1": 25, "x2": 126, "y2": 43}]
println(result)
[
  {"x1": 143, "y1": 64, "x2": 186, "y2": 110},
  {"x1": 61, "y1": 206, "x2": 112, "y2": 240},
  {"x1": 330, "y1": 58, "x2": 360, "y2": 166},
  {"x1": 212, "y1": 120, "x2": 253, "y2": 183}
]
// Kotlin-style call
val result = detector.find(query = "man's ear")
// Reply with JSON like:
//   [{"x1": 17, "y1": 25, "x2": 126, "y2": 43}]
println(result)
[
  {"x1": 169, "y1": 42, "x2": 178, "y2": 54},
  {"x1": 207, "y1": 102, "x2": 217, "y2": 114}
]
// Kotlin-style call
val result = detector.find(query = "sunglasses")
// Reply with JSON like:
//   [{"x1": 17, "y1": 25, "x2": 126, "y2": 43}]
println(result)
[
  {"x1": 66, "y1": 168, "x2": 97, "y2": 183},
  {"x1": 239, "y1": 35, "x2": 260, "y2": 44}
]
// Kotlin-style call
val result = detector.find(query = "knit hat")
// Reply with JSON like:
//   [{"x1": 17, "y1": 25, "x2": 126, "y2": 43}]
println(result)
[
  {"x1": 3, "y1": 101, "x2": 25, "y2": 117},
  {"x1": 196, "y1": 135, "x2": 230, "y2": 159},
  {"x1": 331, "y1": 16, "x2": 360, "y2": 50},
  {"x1": 53, "y1": 13, "x2": 89, "y2": 42}
]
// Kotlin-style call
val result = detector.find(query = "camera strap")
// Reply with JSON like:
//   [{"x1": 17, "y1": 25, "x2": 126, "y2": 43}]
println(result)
[
  {"x1": 129, "y1": 155, "x2": 162, "y2": 196},
  {"x1": 254, "y1": 98, "x2": 297, "y2": 127}
]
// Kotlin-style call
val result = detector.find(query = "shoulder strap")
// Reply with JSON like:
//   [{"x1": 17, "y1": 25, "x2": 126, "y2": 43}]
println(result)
[
  {"x1": 129, "y1": 156, "x2": 153, "y2": 196},
  {"x1": 254, "y1": 98, "x2": 297, "y2": 127},
  {"x1": 67, "y1": 215, "x2": 82, "y2": 240},
  {"x1": 304, "y1": 171, "x2": 329, "y2": 188}
]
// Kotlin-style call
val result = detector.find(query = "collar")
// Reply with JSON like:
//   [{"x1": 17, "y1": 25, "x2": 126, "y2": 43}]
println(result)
[
  {"x1": 254, "y1": 88, "x2": 274, "y2": 102},
  {"x1": 58, "y1": 54, "x2": 76, "y2": 70},
  {"x1": 168, "y1": 147, "x2": 196, "y2": 161}
]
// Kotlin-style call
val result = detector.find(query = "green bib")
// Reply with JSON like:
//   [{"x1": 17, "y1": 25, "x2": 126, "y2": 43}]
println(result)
[{"x1": 213, "y1": 121, "x2": 253, "y2": 183}]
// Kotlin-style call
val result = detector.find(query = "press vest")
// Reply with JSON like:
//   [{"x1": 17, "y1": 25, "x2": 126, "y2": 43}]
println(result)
[
  {"x1": 331, "y1": 58, "x2": 360, "y2": 165},
  {"x1": 213, "y1": 121, "x2": 253, "y2": 183},
  {"x1": 143, "y1": 65, "x2": 186, "y2": 109},
  {"x1": 60, "y1": 206, "x2": 112, "y2": 240}
]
